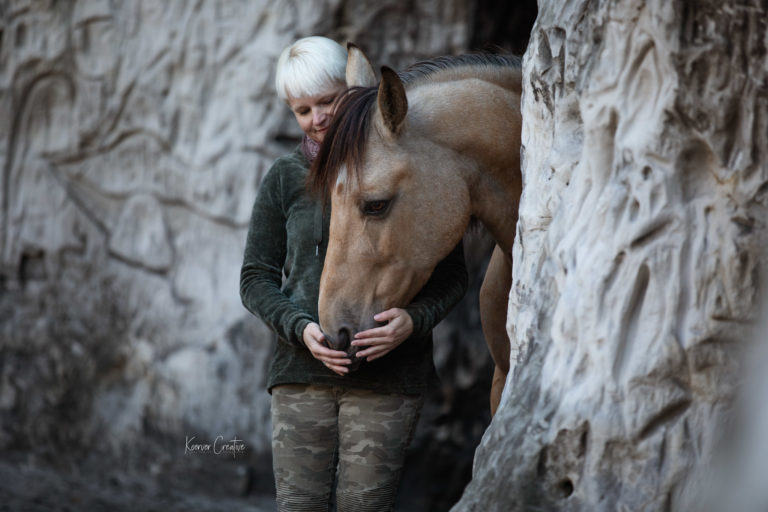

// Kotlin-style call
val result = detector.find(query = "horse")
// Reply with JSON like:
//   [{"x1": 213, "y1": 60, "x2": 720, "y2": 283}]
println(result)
[{"x1": 310, "y1": 44, "x2": 523, "y2": 415}]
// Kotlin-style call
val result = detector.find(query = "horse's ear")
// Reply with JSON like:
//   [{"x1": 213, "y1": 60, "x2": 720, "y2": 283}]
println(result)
[
  {"x1": 346, "y1": 42, "x2": 376, "y2": 87},
  {"x1": 377, "y1": 66, "x2": 407, "y2": 136}
]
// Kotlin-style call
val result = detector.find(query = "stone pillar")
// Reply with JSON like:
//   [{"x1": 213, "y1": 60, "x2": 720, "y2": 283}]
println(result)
[{"x1": 453, "y1": 0, "x2": 768, "y2": 510}]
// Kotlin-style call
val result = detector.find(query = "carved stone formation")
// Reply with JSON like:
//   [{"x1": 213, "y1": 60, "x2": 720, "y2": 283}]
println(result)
[{"x1": 453, "y1": 0, "x2": 768, "y2": 510}]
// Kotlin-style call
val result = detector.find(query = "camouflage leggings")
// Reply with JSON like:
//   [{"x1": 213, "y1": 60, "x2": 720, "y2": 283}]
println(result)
[{"x1": 271, "y1": 384, "x2": 424, "y2": 512}]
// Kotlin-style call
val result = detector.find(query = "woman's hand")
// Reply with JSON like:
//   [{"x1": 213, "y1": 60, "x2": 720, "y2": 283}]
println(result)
[
  {"x1": 303, "y1": 322, "x2": 351, "y2": 375},
  {"x1": 352, "y1": 308, "x2": 414, "y2": 362}
]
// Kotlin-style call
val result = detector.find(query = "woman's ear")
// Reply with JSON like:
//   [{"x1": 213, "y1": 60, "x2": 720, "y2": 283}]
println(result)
[{"x1": 346, "y1": 42, "x2": 376, "y2": 87}]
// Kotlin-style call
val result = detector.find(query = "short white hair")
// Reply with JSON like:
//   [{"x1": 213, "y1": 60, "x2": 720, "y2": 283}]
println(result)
[{"x1": 275, "y1": 36, "x2": 347, "y2": 102}]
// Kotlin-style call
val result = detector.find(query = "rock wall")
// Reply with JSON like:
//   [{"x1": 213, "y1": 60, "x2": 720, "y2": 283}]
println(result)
[
  {"x1": 454, "y1": 0, "x2": 768, "y2": 510},
  {"x1": 1, "y1": 0, "x2": 324, "y2": 470},
  {"x1": 0, "y1": 0, "x2": 541, "y2": 507}
]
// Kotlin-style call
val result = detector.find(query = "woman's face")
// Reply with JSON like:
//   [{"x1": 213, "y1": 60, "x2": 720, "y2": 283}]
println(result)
[{"x1": 287, "y1": 83, "x2": 346, "y2": 144}]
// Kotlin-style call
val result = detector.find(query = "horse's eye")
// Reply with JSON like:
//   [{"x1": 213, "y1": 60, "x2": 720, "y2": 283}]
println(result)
[{"x1": 362, "y1": 199, "x2": 391, "y2": 216}]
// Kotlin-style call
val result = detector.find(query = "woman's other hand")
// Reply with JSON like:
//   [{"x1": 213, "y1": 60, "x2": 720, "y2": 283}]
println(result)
[
  {"x1": 351, "y1": 308, "x2": 414, "y2": 362},
  {"x1": 303, "y1": 322, "x2": 350, "y2": 375}
]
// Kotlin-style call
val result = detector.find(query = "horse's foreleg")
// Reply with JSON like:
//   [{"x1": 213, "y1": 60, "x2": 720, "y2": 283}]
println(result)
[
  {"x1": 490, "y1": 366, "x2": 506, "y2": 417},
  {"x1": 480, "y1": 245, "x2": 512, "y2": 416}
]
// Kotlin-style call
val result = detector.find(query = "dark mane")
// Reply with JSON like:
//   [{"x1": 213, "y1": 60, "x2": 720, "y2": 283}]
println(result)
[
  {"x1": 397, "y1": 53, "x2": 521, "y2": 86},
  {"x1": 309, "y1": 53, "x2": 521, "y2": 197}
]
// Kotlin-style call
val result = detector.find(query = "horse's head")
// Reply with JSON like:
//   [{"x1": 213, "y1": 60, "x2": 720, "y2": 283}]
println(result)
[{"x1": 311, "y1": 45, "x2": 473, "y2": 361}]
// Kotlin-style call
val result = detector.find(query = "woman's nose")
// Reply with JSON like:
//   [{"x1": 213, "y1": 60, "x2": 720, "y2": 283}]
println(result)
[{"x1": 313, "y1": 108, "x2": 328, "y2": 125}]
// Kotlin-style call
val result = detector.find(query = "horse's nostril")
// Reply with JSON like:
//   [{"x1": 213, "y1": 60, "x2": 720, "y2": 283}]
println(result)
[{"x1": 337, "y1": 328, "x2": 351, "y2": 351}]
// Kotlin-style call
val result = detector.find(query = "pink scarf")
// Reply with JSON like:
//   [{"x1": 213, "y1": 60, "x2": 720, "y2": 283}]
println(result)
[{"x1": 301, "y1": 135, "x2": 320, "y2": 162}]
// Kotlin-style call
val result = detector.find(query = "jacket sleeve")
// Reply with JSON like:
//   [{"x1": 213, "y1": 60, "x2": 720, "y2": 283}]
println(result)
[
  {"x1": 404, "y1": 239, "x2": 469, "y2": 339},
  {"x1": 239, "y1": 164, "x2": 313, "y2": 347}
]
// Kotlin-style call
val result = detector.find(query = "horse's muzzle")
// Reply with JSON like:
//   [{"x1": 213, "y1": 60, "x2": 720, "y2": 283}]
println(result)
[
  {"x1": 325, "y1": 326, "x2": 363, "y2": 372},
  {"x1": 335, "y1": 327, "x2": 351, "y2": 351}
]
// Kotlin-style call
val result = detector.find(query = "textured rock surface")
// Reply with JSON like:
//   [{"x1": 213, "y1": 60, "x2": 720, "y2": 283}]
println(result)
[
  {"x1": 1, "y1": 0, "x2": 328, "y2": 470},
  {"x1": 454, "y1": 0, "x2": 767, "y2": 510},
  {"x1": 0, "y1": 0, "x2": 541, "y2": 509}
]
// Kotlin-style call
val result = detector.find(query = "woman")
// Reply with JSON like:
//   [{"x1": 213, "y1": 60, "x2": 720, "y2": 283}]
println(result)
[{"x1": 240, "y1": 36, "x2": 468, "y2": 511}]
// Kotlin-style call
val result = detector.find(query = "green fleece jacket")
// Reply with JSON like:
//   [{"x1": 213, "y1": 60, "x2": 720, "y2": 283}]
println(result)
[{"x1": 240, "y1": 146, "x2": 468, "y2": 394}]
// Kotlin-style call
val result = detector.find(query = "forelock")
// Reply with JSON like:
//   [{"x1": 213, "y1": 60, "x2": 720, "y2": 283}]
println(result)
[{"x1": 309, "y1": 86, "x2": 378, "y2": 197}]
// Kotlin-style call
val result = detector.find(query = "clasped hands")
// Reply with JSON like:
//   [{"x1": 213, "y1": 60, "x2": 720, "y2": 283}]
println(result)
[{"x1": 302, "y1": 308, "x2": 414, "y2": 376}]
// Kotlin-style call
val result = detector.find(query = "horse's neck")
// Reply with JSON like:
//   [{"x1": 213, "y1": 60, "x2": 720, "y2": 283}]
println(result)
[
  {"x1": 410, "y1": 76, "x2": 522, "y2": 255},
  {"x1": 470, "y1": 169, "x2": 520, "y2": 256}
]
